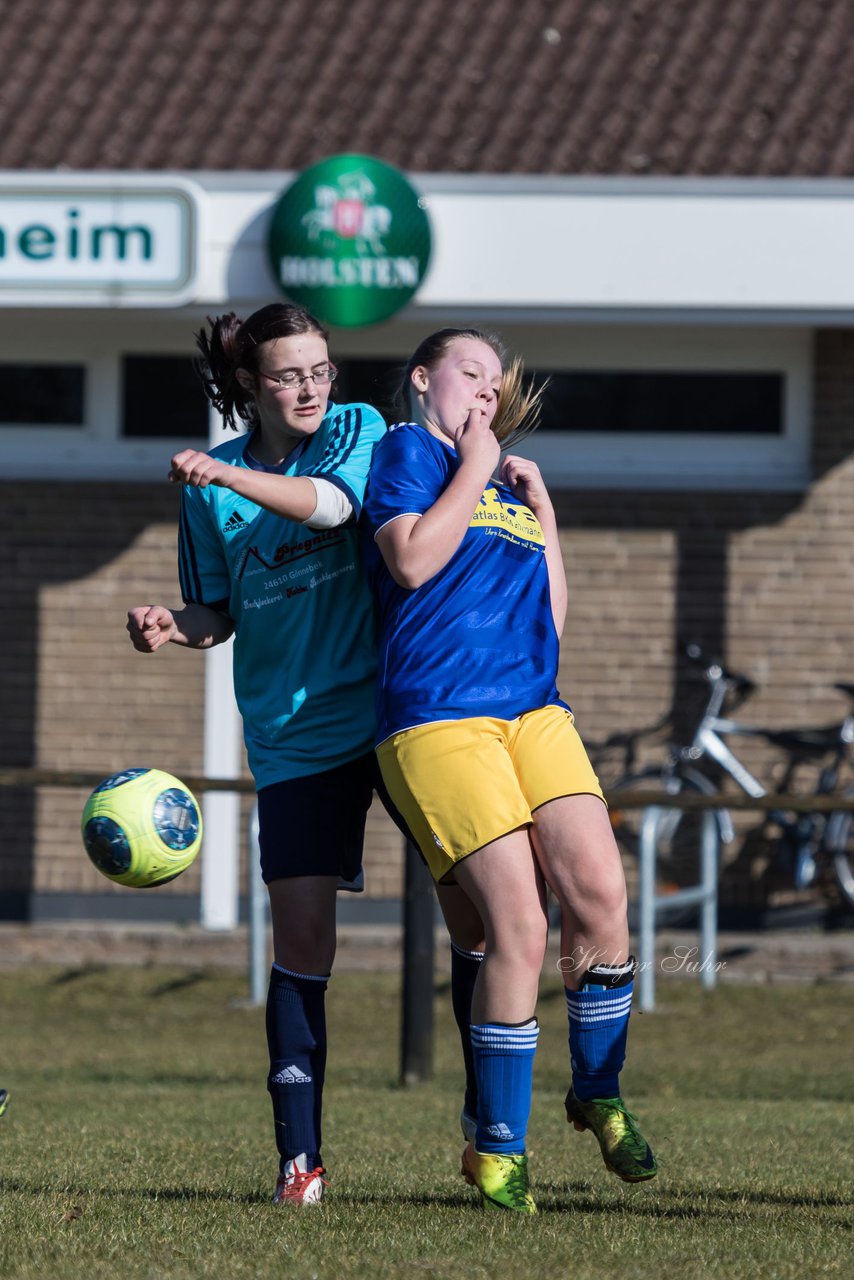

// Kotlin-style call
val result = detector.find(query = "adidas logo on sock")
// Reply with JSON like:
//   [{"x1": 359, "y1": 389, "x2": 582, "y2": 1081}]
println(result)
[
  {"x1": 222, "y1": 511, "x2": 248, "y2": 534},
  {"x1": 272, "y1": 1064, "x2": 312, "y2": 1084},
  {"x1": 486, "y1": 1122, "x2": 514, "y2": 1139}
]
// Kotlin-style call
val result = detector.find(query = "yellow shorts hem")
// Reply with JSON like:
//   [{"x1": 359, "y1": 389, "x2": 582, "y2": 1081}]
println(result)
[{"x1": 377, "y1": 706, "x2": 604, "y2": 883}]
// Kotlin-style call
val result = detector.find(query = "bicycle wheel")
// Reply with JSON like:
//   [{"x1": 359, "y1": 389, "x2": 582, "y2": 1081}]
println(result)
[
  {"x1": 826, "y1": 790, "x2": 854, "y2": 911},
  {"x1": 608, "y1": 769, "x2": 724, "y2": 925}
]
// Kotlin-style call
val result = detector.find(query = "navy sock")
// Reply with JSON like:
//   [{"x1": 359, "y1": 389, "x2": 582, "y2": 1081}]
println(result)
[
  {"x1": 266, "y1": 964, "x2": 329, "y2": 1170},
  {"x1": 471, "y1": 1019, "x2": 539, "y2": 1155},
  {"x1": 450, "y1": 943, "x2": 484, "y2": 1119},
  {"x1": 567, "y1": 958, "x2": 635, "y2": 1101}
]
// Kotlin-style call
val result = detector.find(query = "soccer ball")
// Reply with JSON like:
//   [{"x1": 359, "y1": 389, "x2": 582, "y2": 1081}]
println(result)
[{"x1": 81, "y1": 768, "x2": 203, "y2": 888}]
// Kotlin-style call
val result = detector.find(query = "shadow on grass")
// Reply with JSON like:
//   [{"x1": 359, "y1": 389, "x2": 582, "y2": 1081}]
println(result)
[
  {"x1": 50, "y1": 966, "x2": 107, "y2": 985},
  {"x1": 314, "y1": 1183, "x2": 698, "y2": 1216},
  {"x1": 140, "y1": 1186, "x2": 271, "y2": 1205},
  {"x1": 541, "y1": 1183, "x2": 853, "y2": 1215},
  {"x1": 148, "y1": 972, "x2": 208, "y2": 997},
  {"x1": 3, "y1": 1177, "x2": 848, "y2": 1215},
  {"x1": 0, "y1": 1178, "x2": 270, "y2": 1206},
  {"x1": 46, "y1": 969, "x2": 212, "y2": 998},
  {"x1": 680, "y1": 1186, "x2": 853, "y2": 1209}
]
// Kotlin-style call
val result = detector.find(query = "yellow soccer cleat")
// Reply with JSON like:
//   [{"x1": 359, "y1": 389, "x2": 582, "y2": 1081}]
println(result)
[{"x1": 461, "y1": 1142, "x2": 537, "y2": 1213}]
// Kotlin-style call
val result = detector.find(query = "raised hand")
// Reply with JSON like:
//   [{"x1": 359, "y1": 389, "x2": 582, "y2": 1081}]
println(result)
[
  {"x1": 499, "y1": 454, "x2": 552, "y2": 514},
  {"x1": 169, "y1": 449, "x2": 234, "y2": 488},
  {"x1": 126, "y1": 605, "x2": 177, "y2": 653},
  {"x1": 454, "y1": 408, "x2": 500, "y2": 479}
]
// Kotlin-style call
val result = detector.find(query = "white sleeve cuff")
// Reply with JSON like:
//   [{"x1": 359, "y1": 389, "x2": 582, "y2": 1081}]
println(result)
[{"x1": 303, "y1": 477, "x2": 354, "y2": 529}]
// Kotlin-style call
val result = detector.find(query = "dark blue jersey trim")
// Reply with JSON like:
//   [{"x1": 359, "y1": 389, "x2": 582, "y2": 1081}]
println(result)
[
  {"x1": 312, "y1": 405, "x2": 362, "y2": 479},
  {"x1": 178, "y1": 495, "x2": 203, "y2": 604}
]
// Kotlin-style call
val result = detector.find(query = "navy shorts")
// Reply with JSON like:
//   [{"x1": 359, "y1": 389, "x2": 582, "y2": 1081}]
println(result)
[{"x1": 257, "y1": 751, "x2": 384, "y2": 885}]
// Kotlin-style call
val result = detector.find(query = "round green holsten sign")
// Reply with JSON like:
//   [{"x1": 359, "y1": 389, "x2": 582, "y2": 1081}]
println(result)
[{"x1": 267, "y1": 154, "x2": 432, "y2": 327}]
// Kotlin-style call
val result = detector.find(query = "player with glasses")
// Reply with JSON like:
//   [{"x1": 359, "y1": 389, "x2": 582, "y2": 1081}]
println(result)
[
  {"x1": 126, "y1": 303, "x2": 389, "y2": 1206},
  {"x1": 257, "y1": 364, "x2": 338, "y2": 391}
]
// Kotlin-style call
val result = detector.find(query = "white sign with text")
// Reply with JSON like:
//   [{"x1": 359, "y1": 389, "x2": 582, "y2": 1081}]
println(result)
[{"x1": 0, "y1": 178, "x2": 198, "y2": 304}]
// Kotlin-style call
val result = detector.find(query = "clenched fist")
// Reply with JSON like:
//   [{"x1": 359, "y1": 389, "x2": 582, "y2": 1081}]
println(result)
[
  {"x1": 127, "y1": 605, "x2": 177, "y2": 653},
  {"x1": 169, "y1": 449, "x2": 234, "y2": 488}
]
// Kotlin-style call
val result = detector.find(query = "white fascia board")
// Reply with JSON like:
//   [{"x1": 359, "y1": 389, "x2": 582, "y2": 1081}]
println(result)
[
  {"x1": 418, "y1": 191, "x2": 854, "y2": 313},
  {"x1": 8, "y1": 172, "x2": 854, "y2": 319},
  {"x1": 190, "y1": 172, "x2": 854, "y2": 320}
]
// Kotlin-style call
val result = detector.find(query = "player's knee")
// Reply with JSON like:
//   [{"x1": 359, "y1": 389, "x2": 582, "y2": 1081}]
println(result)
[
  {"x1": 578, "y1": 870, "x2": 628, "y2": 931},
  {"x1": 271, "y1": 911, "x2": 336, "y2": 971},
  {"x1": 491, "y1": 907, "x2": 548, "y2": 970}
]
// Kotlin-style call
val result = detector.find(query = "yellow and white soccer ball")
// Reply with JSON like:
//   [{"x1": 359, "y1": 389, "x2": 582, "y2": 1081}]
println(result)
[{"x1": 81, "y1": 768, "x2": 203, "y2": 888}]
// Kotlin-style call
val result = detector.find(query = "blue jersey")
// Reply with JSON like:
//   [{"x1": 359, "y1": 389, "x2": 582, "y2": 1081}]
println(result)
[
  {"x1": 179, "y1": 402, "x2": 386, "y2": 787},
  {"x1": 361, "y1": 423, "x2": 568, "y2": 743}
]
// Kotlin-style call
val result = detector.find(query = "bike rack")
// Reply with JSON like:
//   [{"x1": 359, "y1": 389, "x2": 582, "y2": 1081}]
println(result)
[{"x1": 637, "y1": 805, "x2": 719, "y2": 1011}]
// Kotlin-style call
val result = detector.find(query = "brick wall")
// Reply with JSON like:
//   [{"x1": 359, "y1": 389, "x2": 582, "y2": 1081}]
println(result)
[
  {"x1": 2, "y1": 328, "x2": 852, "y2": 918},
  {"x1": 552, "y1": 329, "x2": 854, "y2": 911}
]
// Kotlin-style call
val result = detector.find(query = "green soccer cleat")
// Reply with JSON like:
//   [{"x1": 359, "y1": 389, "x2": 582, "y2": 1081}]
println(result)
[
  {"x1": 565, "y1": 1088, "x2": 657, "y2": 1182},
  {"x1": 461, "y1": 1142, "x2": 537, "y2": 1213}
]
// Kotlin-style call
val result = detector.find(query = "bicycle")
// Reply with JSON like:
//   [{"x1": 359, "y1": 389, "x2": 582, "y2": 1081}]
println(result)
[{"x1": 601, "y1": 644, "x2": 854, "y2": 921}]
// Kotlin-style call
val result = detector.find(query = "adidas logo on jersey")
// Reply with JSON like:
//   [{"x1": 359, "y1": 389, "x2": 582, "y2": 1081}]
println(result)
[
  {"x1": 486, "y1": 1122, "x2": 514, "y2": 1139},
  {"x1": 222, "y1": 511, "x2": 248, "y2": 534},
  {"x1": 271, "y1": 1064, "x2": 312, "y2": 1084}
]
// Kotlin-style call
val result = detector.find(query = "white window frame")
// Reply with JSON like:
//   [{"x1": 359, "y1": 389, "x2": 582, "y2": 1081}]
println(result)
[
  {"x1": 1, "y1": 317, "x2": 811, "y2": 489},
  {"x1": 0, "y1": 314, "x2": 214, "y2": 481},
  {"x1": 499, "y1": 324, "x2": 811, "y2": 491}
]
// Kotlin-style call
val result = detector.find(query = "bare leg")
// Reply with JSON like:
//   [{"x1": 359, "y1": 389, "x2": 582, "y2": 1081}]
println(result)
[
  {"x1": 267, "y1": 875, "x2": 339, "y2": 973},
  {"x1": 529, "y1": 795, "x2": 629, "y2": 989},
  {"x1": 453, "y1": 828, "x2": 549, "y2": 1023},
  {"x1": 529, "y1": 796, "x2": 656, "y2": 1180},
  {"x1": 435, "y1": 881, "x2": 485, "y2": 949}
]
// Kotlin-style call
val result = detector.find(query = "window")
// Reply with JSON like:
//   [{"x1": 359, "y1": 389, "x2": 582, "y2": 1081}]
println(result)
[
  {"x1": 507, "y1": 327, "x2": 809, "y2": 490},
  {"x1": 0, "y1": 364, "x2": 85, "y2": 425},
  {"x1": 121, "y1": 355, "x2": 208, "y2": 439},
  {"x1": 333, "y1": 358, "x2": 400, "y2": 424},
  {"x1": 536, "y1": 371, "x2": 783, "y2": 436}
]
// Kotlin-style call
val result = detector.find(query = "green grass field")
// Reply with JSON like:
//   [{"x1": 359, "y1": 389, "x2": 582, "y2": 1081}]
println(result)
[{"x1": 1, "y1": 966, "x2": 851, "y2": 1280}]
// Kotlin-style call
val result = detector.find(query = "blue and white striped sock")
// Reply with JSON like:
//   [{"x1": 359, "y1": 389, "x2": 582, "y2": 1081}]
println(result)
[
  {"x1": 566, "y1": 970, "x2": 634, "y2": 1102},
  {"x1": 470, "y1": 1019, "x2": 539, "y2": 1155}
]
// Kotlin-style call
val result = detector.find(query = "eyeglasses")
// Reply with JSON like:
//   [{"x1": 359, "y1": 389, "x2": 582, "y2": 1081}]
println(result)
[{"x1": 257, "y1": 364, "x2": 338, "y2": 391}]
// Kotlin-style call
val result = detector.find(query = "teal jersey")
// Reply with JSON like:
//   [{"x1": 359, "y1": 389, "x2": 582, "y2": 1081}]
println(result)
[{"x1": 178, "y1": 403, "x2": 386, "y2": 787}]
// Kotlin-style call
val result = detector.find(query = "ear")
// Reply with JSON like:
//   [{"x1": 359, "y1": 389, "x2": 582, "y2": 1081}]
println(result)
[
  {"x1": 235, "y1": 368, "x2": 255, "y2": 394},
  {"x1": 411, "y1": 365, "x2": 429, "y2": 393}
]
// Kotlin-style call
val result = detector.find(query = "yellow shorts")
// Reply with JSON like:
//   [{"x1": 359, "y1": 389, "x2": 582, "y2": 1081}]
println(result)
[{"x1": 376, "y1": 705, "x2": 605, "y2": 883}]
